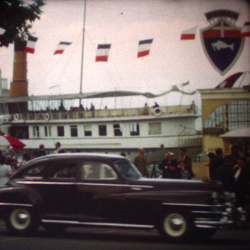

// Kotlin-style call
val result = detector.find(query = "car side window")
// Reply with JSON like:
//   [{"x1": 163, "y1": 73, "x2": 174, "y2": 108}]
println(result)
[
  {"x1": 80, "y1": 162, "x2": 116, "y2": 180},
  {"x1": 22, "y1": 164, "x2": 46, "y2": 179},
  {"x1": 50, "y1": 162, "x2": 78, "y2": 179}
]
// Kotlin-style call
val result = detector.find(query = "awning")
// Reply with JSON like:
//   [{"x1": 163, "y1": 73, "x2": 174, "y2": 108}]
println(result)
[{"x1": 220, "y1": 128, "x2": 250, "y2": 138}]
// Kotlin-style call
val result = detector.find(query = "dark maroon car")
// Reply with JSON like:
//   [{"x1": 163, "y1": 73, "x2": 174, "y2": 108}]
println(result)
[{"x1": 0, "y1": 153, "x2": 245, "y2": 241}]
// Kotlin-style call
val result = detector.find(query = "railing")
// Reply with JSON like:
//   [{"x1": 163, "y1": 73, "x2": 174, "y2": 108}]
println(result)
[{"x1": 11, "y1": 104, "x2": 196, "y2": 121}]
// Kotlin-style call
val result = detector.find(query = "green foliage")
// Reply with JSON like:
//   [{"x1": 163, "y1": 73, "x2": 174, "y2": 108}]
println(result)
[{"x1": 0, "y1": 0, "x2": 46, "y2": 47}]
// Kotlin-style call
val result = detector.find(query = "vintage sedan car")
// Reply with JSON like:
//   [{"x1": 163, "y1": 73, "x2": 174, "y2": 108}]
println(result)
[{"x1": 0, "y1": 153, "x2": 245, "y2": 241}]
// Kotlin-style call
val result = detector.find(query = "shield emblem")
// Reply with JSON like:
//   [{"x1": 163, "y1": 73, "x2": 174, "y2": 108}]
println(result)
[{"x1": 201, "y1": 17, "x2": 244, "y2": 75}]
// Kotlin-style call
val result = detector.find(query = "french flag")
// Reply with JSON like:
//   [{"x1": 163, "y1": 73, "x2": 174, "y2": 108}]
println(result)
[
  {"x1": 24, "y1": 35, "x2": 38, "y2": 54},
  {"x1": 137, "y1": 39, "x2": 153, "y2": 58},
  {"x1": 0, "y1": 27, "x2": 6, "y2": 36},
  {"x1": 54, "y1": 41, "x2": 71, "y2": 55},
  {"x1": 241, "y1": 22, "x2": 250, "y2": 38},
  {"x1": 181, "y1": 26, "x2": 197, "y2": 40},
  {"x1": 96, "y1": 44, "x2": 111, "y2": 62}
]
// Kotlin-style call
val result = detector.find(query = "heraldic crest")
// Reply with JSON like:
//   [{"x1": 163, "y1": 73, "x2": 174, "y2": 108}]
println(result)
[{"x1": 200, "y1": 10, "x2": 245, "y2": 75}]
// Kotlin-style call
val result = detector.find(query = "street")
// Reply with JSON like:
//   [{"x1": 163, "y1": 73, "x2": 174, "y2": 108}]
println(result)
[{"x1": 0, "y1": 220, "x2": 249, "y2": 250}]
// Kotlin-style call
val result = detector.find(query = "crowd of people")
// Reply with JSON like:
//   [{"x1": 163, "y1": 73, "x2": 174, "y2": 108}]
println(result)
[
  {"x1": 1, "y1": 142, "x2": 249, "y2": 208},
  {"x1": 133, "y1": 146, "x2": 250, "y2": 208}
]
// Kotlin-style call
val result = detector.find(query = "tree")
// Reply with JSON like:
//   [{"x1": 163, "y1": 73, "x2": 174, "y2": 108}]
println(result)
[{"x1": 0, "y1": 0, "x2": 45, "y2": 47}]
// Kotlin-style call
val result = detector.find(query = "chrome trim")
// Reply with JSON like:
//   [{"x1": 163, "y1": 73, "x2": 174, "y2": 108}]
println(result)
[
  {"x1": 0, "y1": 202, "x2": 33, "y2": 207},
  {"x1": 41, "y1": 219, "x2": 154, "y2": 229},
  {"x1": 162, "y1": 202, "x2": 214, "y2": 207},
  {"x1": 15, "y1": 181, "x2": 153, "y2": 189}
]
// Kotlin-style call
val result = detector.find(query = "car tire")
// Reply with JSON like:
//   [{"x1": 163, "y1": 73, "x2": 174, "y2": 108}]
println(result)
[
  {"x1": 158, "y1": 211, "x2": 193, "y2": 241},
  {"x1": 43, "y1": 224, "x2": 68, "y2": 234},
  {"x1": 5, "y1": 207, "x2": 38, "y2": 235}
]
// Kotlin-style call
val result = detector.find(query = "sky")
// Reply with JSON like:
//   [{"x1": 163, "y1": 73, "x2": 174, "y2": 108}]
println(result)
[{"x1": 0, "y1": 0, "x2": 249, "y2": 110}]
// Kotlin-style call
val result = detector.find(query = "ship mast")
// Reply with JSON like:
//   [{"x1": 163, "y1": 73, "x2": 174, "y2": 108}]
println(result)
[{"x1": 79, "y1": 0, "x2": 87, "y2": 95}]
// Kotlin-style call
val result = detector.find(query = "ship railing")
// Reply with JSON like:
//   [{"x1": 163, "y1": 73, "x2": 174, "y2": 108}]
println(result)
[{"x1": 12, "y1": 104, "x2": 194, "y2": 121}]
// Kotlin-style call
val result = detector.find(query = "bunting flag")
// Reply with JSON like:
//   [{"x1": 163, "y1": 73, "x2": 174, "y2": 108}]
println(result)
[
  {"x1": 181, "y1": 26, "x2": 197, "y2": 40},
  {"x1": 215, "y1": 72, "x2": 243, "y2": 88},
  {"x1": 24, "y1": 35, "x2": 38, "y2": 54},
  {"x1": 54, "y1": 41, "x2": 71, "y2": 55},
  {"x1": 96, "y1": 44, "x2": 111, "y2": 62},
  {"x1": 0, "y1": 27, "x2": 6, "y2": 36},
  {"x1": 137, "y1": 39, "x2": 153, "y2": 57},
  {"x1": 240, "y1": 22, "x2": 250, "y2": 37},
  {"x1": 181, "y1": 81, "x2": 189, "y2": 87}
]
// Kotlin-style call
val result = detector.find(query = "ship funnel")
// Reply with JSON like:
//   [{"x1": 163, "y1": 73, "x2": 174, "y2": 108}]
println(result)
[{"x1": 10, "y1": 41, "x2": 28, "y2": 97}]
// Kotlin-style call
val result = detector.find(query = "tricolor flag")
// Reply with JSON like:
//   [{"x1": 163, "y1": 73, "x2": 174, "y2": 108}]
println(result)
[
  {"x1": 24, "y1": 35, "x2": 38, "y2": 54},
  {"x1": 0, "y1": 27, "x2": 6, "y2": 36},
  {"x1": 137, "y1": 39, "x2": 153, "y2": 58},
  {"x1": 54, "y1": 41, "x2": 71, "y2": 55},
  {"x1": 215, "y1": 72, "x2": 243, "y2": 89},
  {"x1": 96, "y1": 44, "x2": 111, "y2": 62},
  {"x1": 180, "y1": 26, "x2": 197, "y2": 40},
  {"x1": 240, "y1": 22, "x2": 250, "y2": 37}
]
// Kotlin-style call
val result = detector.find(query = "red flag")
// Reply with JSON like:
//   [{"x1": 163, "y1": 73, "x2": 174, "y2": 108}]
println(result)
[
  {"x1": 96, "y1": 44, "x2": 111, "y2": 62},
  {"x1": 54, "y1": 41, "x2": 71, "y2": 55},
  {"x1": 215, "y1": 72, "x2": 243, "y2": 88},
  {"x1": 25, "y1": 35, "x2": 38, "y2": 54},
  {"x1": 137, "y1": 39, "x2": 153, "y2": 57}
]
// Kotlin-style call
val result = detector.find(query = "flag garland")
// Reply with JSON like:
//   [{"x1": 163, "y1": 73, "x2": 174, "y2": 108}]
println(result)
[
  {"x1": 241, "y1": 22, "x2": 250, "y2": 37},
  {"x1": 137, "y1": 39, "x2": 153, "y2": 58},
  {"x1": 54, "y1": 41, "x2": 72, "y2": 55},
  {"x1": 96, "y1": 44, "x2": 111, "y2": 62},
  {"x1": 25, "y1": 35, "x2": 38, "y2": 54},
  {"x1": 0, "y1": 27, "x2": 6, "y2": 36},
  {"x1": 181, "y1": 26, "x2": 197, "y2": 40}
]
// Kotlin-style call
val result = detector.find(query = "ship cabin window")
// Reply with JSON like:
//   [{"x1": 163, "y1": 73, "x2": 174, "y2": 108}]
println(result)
[
  {"x1": 113, "y1": 124, "x2": 122, "y2": 136},
  {"x1": 148, "y1": 122, "x2": 161, "y2": 135},
  {"x1": 10, "y1": 126, "x2": 29, "y2": 139},
  {"x1": 84, "y1": 125, "x2": 92, "y2": 136},
  {"x1": 33, "y1": 126, "x2": 40, "y2": 137},
  {"x1": 130, "y1": 123, "x2": 140, "y2": 136},
  {"x1": 70, "y1": 125, "x2": 78, "y2": 137},
  {"x1": 44, "y1": 126, "x2": 51, "y2": 137},
  {"x1": 57, "y1": 126, "x2": 64, "y2": 137},
  {"x1": 99, "y1": 125, "x2": 107, "y2": 136}
]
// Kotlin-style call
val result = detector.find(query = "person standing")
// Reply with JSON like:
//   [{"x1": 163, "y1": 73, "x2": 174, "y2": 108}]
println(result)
[
  {"x1": 159, "y1": 152, "x2": 179, "y2": 179},
  {"x1": 54, "y1": 142, "x2": 61, "y2": 154},
  {"x1": 134, "y1": 148, "x2": 149, "y2": 177},
  {"x1": 179, "y1": 147, "x2": 194, "y2": 179},
  {"x1": 37, "y1": 144, "x2": 46, "y2": 157},
  {"x1": 0, "y1": 157, "x2": 12, "y2": 186}
]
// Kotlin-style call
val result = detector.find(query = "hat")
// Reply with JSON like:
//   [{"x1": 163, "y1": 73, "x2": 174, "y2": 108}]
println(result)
[{"x1": 166, "y1": 152, "x2": 174, "y2": 157}]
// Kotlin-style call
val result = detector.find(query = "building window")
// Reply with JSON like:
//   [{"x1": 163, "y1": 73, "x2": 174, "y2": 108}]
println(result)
[
  {"x1": 33, "y1": 126, "x2": 40, "y2": 137},
  {"x1": 57, "y1": 126, "x2": 64, "y2": 137},
  {"x1": 44, "y1": 126, "x2": 51, "y2": 137},
  {"x1": 84, "y1": 125, "x2": 92, "y2": 136},
  {"x1": 204, "y1": 101, "x2": 250, "y2": 134},
  {"x1": 70, "y1": 125, "x2": 78, "y2": 137},
  {"x1": 99, "y1": 125, "x2": 107, "y2": 136},
  {"x1": 148, "y1": 122, "x2": 161, "y2": 135},
  {"x1": 113, "y1": 124, "x2": 122, "y2": 136},
  {"x1": 130, "y1": 123, "x2": 140, "y2": 136}
]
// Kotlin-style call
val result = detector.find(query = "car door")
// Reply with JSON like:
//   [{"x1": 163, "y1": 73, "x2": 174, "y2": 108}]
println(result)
[{"x1": 75, "y1": 160, "x2": 132, "y2": 223}]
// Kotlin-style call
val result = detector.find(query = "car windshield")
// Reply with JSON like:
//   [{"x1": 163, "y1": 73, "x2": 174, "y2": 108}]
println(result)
[{"x1": 114, "y1": 159, "x2": 142, "y2": 180}]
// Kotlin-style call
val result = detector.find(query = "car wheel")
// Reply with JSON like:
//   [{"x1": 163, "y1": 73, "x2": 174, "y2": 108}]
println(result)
[
  {"x1": 159, "y1": 211, "x2": 192, "y2": 241},
  {"x1": 43, "y1": 224, "x2": 68, "y2": 234},
  {"x1": 5, "y1": 208, "x2": 38, "y2": 235}
]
